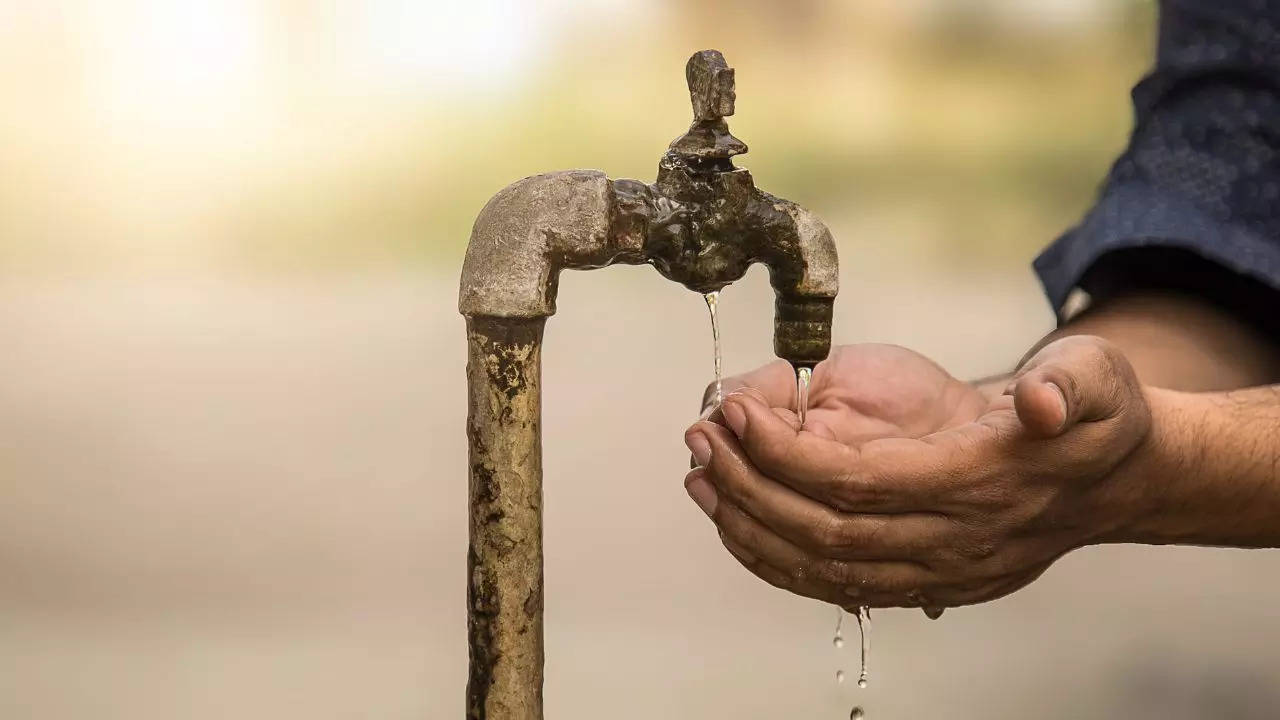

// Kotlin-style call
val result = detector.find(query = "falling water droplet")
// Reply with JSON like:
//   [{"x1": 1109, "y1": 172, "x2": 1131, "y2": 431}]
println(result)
[
  {"x1": 923, "y1": 605, "x2": 946, "y2": 620},
  {"x1": 850, "y1": 707, "x2": 865, "y2": 720},
  {"x1": 854, "y1": 606, "x2": 870, "y2": 689},
  {"x1": 795, "y1": 365, "x2": 812, "y2": 426},
  {"x1": 703, "y1": 292, "x2": 723, "y2": 407},
  {"x1": 832, "y1": 606, "x2": 846, "y2": 688},
  {"x1": 833, "y1": 606, "x2": 844, "y2": 647}
]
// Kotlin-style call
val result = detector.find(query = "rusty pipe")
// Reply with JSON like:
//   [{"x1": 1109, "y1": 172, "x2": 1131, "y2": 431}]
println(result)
[
  {"x1": 459, "y1": 50, "x2": 839, "y2": 719},
  {"x1": 464, "y1": 315, "x2": 546, "y2": 720},
  {"x1": 458, "y1": 170, "x2": 839, "y2": 364}
]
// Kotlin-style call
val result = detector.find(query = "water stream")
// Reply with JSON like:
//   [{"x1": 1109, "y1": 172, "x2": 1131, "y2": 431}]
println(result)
[
  {"x1": 854, "y1": 607, "x2": 870, "y2": 689},
  {"x1": 795, "y1": 359, "x2": 874, "y2": 719},
  {"x1": 795, "y1": 365, "x2": 812, "y2": 426},
  {"x1": 834, "y1": 605, "x2": 871, "y2": 718},
  {"x1": 703, "y1": 292, "x2": 723, "y2": 407}
]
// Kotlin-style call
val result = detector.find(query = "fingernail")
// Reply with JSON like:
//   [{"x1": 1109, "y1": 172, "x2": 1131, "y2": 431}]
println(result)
[
  {"x1": 685, "y1": 474, "x2": 718, "y2": 517},
  {"x1": 1046, "y1": 381, "x2": 1068, "y2": 429},
  {"x1": 721, "y1": 398, "x2": 747, "y2": 437},
  {"x1": 685, "y1": 431, "x2": 712, "y2": 467}
]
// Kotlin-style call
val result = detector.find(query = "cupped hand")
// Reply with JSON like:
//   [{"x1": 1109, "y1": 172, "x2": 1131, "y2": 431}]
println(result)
[
  {"x1": 697, "y1": 344, "x2": 989, "y2": 446},
  {"x1": 684, "y1": 336, "x2": 1152, "y2": 612}
]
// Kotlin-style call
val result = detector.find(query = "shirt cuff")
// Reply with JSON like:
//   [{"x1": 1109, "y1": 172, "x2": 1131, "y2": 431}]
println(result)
[{"x1": 1033, "y1": 178, "x2": 1280, "y2": 320}]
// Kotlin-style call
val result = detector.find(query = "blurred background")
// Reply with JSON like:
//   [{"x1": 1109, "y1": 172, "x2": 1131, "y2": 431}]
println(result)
[{"x1": 3, "y1": 1, "x2": 1279, "y2": 718}]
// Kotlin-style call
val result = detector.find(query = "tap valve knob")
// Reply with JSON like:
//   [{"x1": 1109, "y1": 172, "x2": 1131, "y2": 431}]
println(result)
[{"x1": 669, "y1": 50, "x2": 748, "y2": 167}]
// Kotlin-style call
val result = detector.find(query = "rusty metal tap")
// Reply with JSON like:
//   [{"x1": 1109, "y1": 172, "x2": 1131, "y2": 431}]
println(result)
[{"x1": 458, "y1": 50, "x2": 839, "y2": 719}]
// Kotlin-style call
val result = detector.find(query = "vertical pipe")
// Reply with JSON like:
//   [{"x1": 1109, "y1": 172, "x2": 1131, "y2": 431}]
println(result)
[{"x1": 465, "y1": 315, "x2": 547, "y2": 720}]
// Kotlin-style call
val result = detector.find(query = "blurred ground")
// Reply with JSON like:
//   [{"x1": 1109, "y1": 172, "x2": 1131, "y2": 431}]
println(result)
[
  {"x1": 4, "y1": 1, "x2": 1280, "y2": 718},
  {"x1": 3, "y1": 261, "x2": 1280, "y2": 720}
]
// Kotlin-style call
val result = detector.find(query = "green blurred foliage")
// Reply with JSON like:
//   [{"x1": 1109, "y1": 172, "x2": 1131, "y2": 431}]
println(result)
[{"x1": 0, "y1": 1, "x2": 1155, "y2": 276}]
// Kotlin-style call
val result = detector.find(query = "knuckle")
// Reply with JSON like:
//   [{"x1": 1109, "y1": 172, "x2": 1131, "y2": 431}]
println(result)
[
  {"x1": 728, "y1": 473, "x2": 765, "y2": 513},
  {"x1": 828, "y1": 449, "x2": 876, "y2": 510},
  {"x1": 708, "y1": 458, "x2": 749, "y2": 503},
  {"x1": 929, "y1": 546, "x2": 966, "y2": 570},
  {"x1": 827, "y1": 470, "x2": 860, "y2": 511},
  {"x1": 722, "y1": 507, "x2": 759, "y2": 543},
  {"x1": 960, "y1": 534, "x2": 999, "y2": 562},
  {"x1": 814, "y1": 559, "x2": 855, "y2": 585},
  {"x1": 812, "y1": 513, "x2": 858, "y2": 552},
  {"x1": 969, "y1": 541, "x2": 998, "y2": 561}
]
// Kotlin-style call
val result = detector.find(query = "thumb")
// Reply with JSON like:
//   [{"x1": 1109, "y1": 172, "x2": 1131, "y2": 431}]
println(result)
[{"x1": 1008, "y1": 335, "x2": 1139, "y2": 438}]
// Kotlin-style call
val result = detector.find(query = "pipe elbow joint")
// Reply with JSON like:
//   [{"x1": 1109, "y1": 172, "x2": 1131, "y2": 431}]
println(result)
[{"x1": 458, "y1": 170, "x2": 645, "y2": 319}]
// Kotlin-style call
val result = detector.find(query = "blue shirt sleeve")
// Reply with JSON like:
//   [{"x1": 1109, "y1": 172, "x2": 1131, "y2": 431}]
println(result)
[{"x1": 1034, "y1": 0, "x2": 1280, "y2": 330}]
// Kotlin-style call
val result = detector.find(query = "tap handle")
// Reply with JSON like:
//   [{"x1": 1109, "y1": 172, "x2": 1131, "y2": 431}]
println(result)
[
  {"x1": 686, "y1": 50, "x2": 736, "y2": 121},
  {"x1": 669, "y1": 49, "x2": 747, "y2": 163}
]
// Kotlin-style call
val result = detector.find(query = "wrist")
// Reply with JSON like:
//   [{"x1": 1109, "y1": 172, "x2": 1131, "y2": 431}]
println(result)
[{"x1": 1090, "y1": 386, "x2": 1200, "y2": 546}]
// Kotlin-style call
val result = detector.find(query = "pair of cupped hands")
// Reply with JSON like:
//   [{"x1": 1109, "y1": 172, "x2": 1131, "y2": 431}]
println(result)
[{"x1": 683, "y1": 335, "x2": 1151, "y2": 615}]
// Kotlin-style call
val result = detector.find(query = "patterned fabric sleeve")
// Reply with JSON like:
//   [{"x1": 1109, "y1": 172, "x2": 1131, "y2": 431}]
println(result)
[{"x1": 1034, "y1": 0, "x2": 1280, "y2": 334}]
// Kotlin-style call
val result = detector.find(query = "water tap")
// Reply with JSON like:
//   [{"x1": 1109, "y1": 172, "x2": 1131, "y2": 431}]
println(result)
[{"x1": 459, "y1": 49, "x2": 838, "y2": 367}]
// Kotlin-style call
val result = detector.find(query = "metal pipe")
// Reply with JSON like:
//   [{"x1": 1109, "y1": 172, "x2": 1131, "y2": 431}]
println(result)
[
  {"x1": 459, "y1": 50, "x2": 840, "y2": 718},
  {"x1": 465, "y1": 316, "x2": 546, "y2": 720}
]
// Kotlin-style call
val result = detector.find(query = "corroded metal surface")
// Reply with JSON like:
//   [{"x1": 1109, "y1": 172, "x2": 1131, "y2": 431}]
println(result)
[
  {"x1": 459, "y1": 49, "x2": 838, "y2": 367},
  {"x1": 458, "y1": 170, "x2": 644, "y2": 320},
  {"x1": 459, "y1": 49, "x2": 841, "y2": 718},
  {"x1": 466, "y1": 316, "x2": 546, "y2": 720}
]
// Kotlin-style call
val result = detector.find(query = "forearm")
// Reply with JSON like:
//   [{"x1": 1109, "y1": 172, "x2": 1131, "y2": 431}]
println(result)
[
  {"x1": 972, "y1": 290, "x2": 1280, "y2": 399},
  {"x1": 1030, "y1": 291, "x2": 1280, "y2": 391},
  {"x1": 1100, "y1": 385, "x2": 1280, "y2": 548}
]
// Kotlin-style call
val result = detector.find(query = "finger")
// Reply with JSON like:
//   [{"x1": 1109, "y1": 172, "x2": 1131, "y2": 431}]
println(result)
[
  {"x1": 933, "y1": 559, "x2": 1056, "y2": 608},
  {"x1": 690, "y1": 423, "x2": 946, "y2": 558},
  {"x1": 1011, "y1": 335, "x2": 1141, "y2": 438},
  {"x1": 691, "y1": 392, "x2": 768, "y2": 466},
  {"x1": 702, "y1": 386, "x2": 770, "y2": 427},
  {"x1": 771, "y1": 406, "x2": 800, "y2": 430},
  {"x1": 717, "y1": 392, "x2": 941, "y2": 511},
  {"x1": 701, "y1": 359, "x2": 796, "y2": 415},
  {"x1": 706, "y1": 491, "x2": 935, "y2": 603}
]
